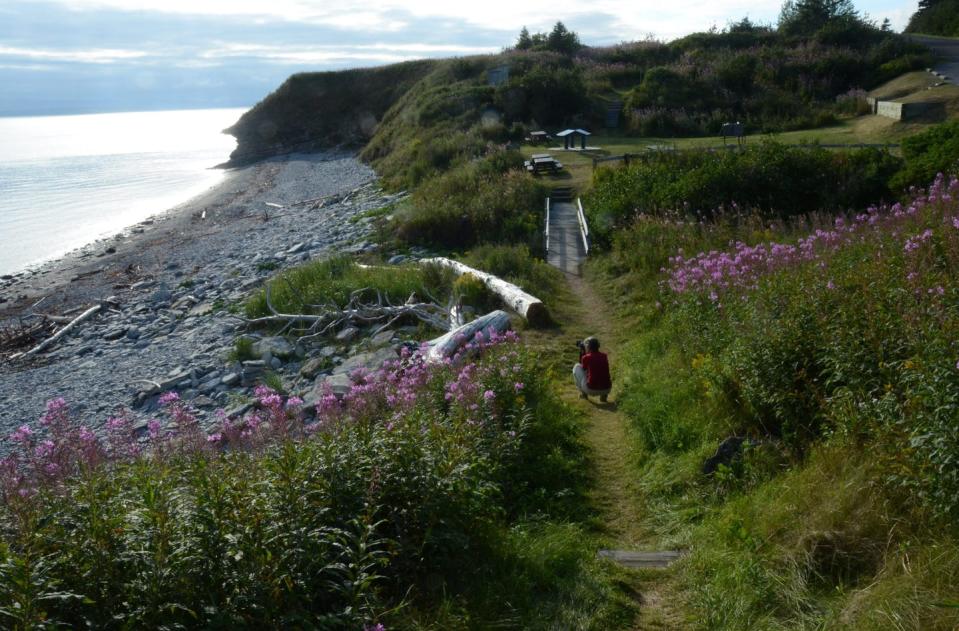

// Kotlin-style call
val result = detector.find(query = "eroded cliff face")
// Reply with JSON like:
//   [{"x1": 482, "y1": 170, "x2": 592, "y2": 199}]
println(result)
[{"x1": 225, "y1": 60, "x2": 436, "y2": 165}]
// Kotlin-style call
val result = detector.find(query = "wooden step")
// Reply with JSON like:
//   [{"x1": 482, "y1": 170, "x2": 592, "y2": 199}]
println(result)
[{"x1": 598, "y1": 549, "x2": 682, "y2": 569}]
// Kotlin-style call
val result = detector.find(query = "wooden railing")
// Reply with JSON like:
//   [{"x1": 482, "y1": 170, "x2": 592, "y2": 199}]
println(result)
[
  {"x1": 544, "y1": 197, "x2": 551, "y2": 254},
  {"x1": 576, "y1": 198, "x2": 589, "y2": 257}
]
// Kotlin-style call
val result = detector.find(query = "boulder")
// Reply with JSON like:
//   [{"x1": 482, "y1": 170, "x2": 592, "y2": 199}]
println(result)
[
  {"x1": 332, "y1": 347, "x2": 396, "y2": 376},
  {"x1": 300, "y1": 356, "x2": 329, "y2": 379},
  {"x1": 369, "y1": 329, "x2": 395, "y2": 348},
  {"x1": 254, "y1": 336, "x2": 295, "y2": 360}
]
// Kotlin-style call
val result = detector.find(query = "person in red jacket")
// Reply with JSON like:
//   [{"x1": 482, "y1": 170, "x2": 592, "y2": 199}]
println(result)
[{"x1": 573, "y1": 337, "x2": 612, "y2": 402}]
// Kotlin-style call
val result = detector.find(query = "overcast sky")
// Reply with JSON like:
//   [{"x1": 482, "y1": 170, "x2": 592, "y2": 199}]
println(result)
[{"x1": 0, "y1": 0, "x2": 919, "y2": 116}]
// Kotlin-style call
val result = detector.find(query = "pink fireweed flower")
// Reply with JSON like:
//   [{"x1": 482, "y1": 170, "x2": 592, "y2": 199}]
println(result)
[
  {"x1": 10, "y1": 424, "x2": 33, "y2": 443},
  {"x1": 514, "y1": 382, "x2": 525, "y2": 392},
  {"x1": 483, "y1": 390, "x2": 496, "y2": 403},
  {"x1": 78, "y1": 426, "x2": 96, "y2": 443},
  {"x1": 158, "y1": 391, "x2": 180, "y2": 406},
  {"x1": 34, "y1": 440, "x2": 55, "y2": 459},
  {"x1": 40, "y1": 398, "x2": 68, "y2": 423}
]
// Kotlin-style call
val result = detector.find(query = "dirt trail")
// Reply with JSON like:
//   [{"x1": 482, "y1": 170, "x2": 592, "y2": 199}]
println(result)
[{"x1": 528, "y1": 270, "x2": 687, "y2": 629}]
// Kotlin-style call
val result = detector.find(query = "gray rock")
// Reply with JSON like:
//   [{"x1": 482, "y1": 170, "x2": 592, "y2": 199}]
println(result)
[
  {"x1": 131, "y1": 280, "x2": 155, "y2": 291},
  {"x1": 188, "y1": 302, "x2": 214, "y2": 317},
  {"x1": 270, "y1": 357, "x2": 282, "y2": 370},
  {"x1": 313, "y1": 372, "x2": 353, "y2": 397},
  {"x1": 369, "y1": 329, "x2": 395, "y2": 347},
  {"x1": 332, "y1": 347, "x2": 395, "y2": 377},
  {"x1": 77, "y1": 360, "x2": 97, "y2": 370},
  {"x1": 287, "y1": 242, "x2": 305, "y2": 254},
  {"x1": 102, "y1": 328, "x2": 125, "y2": 341},
  {"x1": 151, "y1": 285, "x2": 173, "y2": 304},
  {"x1": 299, "y1": 356, "x2": 329, "y2": 379},
  {"x1": 335, "y1": 326, "x2": 360, "y2": 343},
  {"x1": 125, "y1": 327, "x2": 141, "y2": 340},
  {"x1": 254, "y1": 336, "x2": 295, "y2": 360},
  {"x1": 319, "y1": 345, "x2": 337, "y2": 357},
  {"x1": 221, "y1": 373, "x2": 241, "y2": 386},
  {"x1": 387, "y1": 254, "x2": 407, "y2": 265}
]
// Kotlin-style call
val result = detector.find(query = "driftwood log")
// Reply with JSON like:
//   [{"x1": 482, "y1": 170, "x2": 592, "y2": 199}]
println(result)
[
  {"x1": 12, "y1": 304, "x2": 103, "y2": 359},
  {"x1": 425, "y1": 310, "x2": 511, "y2": 363},
  {"x1": 421, "y1": 258, "x2": 549, "y2": 326}
]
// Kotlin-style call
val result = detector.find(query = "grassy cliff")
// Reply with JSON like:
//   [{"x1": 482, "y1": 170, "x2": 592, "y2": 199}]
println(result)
[
  {"x1": 225, "y1": 60, "x2": 436, "y2": 164},
  {"x1": 227, "y1": 26, "x2": 929, "y2": 171}
]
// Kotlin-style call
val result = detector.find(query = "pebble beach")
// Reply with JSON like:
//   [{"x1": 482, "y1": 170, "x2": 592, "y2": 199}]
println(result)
[{"x1": 0, "y1": 152, "x2": 409, "y2": 437}]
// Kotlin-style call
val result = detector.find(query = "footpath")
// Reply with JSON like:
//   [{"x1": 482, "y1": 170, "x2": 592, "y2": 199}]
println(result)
[{"x1": 533, "y1": 190, "x2": 686, "y2": 627}]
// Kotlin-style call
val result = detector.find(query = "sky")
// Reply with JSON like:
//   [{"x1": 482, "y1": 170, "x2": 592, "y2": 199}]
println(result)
[{"x1": 0, "y1": 0, "x2": 920, "y2": 117}]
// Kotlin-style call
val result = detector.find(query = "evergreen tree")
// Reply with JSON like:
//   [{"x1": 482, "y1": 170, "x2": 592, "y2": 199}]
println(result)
[
  {"x1": 546, "y1": 21, "x2": 581, "y2": 55},
  {"x1": 516, "y1": 27, "x2": 533, "y2": 50},
  {"x1": 778, "y1": 0, "x2": 860, "y2": 36}
]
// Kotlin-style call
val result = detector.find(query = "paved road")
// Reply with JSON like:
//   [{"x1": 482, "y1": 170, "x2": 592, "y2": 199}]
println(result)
[
  {"x1": 546, "y1": 200, "x2": 586, "y2": 275},
  {"x1": 910, "y1": 35, "x2": 959, "y2": 82}
]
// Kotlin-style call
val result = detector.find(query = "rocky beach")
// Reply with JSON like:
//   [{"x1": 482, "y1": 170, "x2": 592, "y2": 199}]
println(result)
[{"x1": 0, "y1": 152, "x2": 412, "y2": 437}]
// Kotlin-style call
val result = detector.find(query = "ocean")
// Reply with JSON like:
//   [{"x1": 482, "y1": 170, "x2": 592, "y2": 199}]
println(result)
[{"x1": 0, "y1": 108, "x2": 246, "y2": 275}]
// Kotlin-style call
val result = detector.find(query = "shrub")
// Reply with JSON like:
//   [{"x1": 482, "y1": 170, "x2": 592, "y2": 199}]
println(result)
[
  {"x1": 462, "y1": 244, "x2": 563, "y2": 305},
  {"x1": 394, "y1": 158, "x2": 547, "y2": 249},
  {"x1": 584, "y1": 142, "x2": 901, "y2": 243},
  {"x1": 891, "y1": 120, "x2": 959, "y2": 191},
  {"x1": 452, "y1": 273, "x2": 495, "y2": 312}
]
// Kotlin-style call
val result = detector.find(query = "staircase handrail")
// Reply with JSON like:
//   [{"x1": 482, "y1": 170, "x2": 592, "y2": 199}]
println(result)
[
  {"x1": 545, "y1": 197, "x2": 551, "y2": 254},
  {"x1": 576, "y1": 197, "x2": 589, "y2": 256}
]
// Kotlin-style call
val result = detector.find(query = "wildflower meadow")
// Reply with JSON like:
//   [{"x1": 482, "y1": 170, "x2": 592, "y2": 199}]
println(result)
[{"x1": 0, "y1": 330, "x2": 584, "y2": 629}]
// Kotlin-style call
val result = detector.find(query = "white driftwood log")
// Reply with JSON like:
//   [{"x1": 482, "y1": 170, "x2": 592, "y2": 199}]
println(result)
[
  {"x1": 425, "y1": 310, "x2": 511, "y2": 362},
  {"x1": 421, "y1": 257, "x2": 549, "y2": 326},
  {"x1": 22, "y1": 304, "x2": 102, "y2": 357}
]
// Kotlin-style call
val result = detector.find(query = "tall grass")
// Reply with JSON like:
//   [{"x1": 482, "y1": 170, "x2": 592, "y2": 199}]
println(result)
[{"x1": 244, "y1": 256, "x2": 450, "y2": 320}]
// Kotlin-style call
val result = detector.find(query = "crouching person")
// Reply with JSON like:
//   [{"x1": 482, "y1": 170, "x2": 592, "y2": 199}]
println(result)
[{"x1": 573, "y1": 337, "x2": 611, "y2": 402}]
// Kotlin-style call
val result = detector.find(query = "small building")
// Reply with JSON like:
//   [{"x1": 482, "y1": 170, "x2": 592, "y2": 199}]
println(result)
[{"x1": 556, "y1": 128, "x2": 591, "y2": 150}]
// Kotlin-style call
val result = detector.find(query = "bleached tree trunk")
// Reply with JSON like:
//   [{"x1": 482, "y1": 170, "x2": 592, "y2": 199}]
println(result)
[
  {"x1": 421, "y1": 257, "x2": 550, "y2": 326},
  {"x1": 425, "y1": 310, "x2": 511, "y2": 362}
]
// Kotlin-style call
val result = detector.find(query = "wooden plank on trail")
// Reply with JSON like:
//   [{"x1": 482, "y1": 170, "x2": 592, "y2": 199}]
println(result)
[{"x1": 597, "y1": 549, "x2": 682, "y2": 568}]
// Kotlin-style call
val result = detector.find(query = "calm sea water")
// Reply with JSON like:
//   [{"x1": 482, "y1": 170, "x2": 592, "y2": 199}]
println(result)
[{"x1": 0, "y1": 108, "x2": 246, "y2": 275}]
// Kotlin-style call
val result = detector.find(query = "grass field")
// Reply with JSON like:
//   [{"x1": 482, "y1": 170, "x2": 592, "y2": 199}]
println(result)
[{"x1": 519, "y1": 117, "x2": 918, "y2": 196}]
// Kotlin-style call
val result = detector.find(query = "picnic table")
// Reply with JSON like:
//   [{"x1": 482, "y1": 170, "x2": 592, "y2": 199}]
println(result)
[{"x1": 524, "y1": 153, "x2": 563, "y2": 175}]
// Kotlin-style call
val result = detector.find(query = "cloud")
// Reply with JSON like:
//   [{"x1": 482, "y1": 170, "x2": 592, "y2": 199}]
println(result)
[
  {"x1": 50, "y1": 0, "x2": 785, "y2": 40},
  {"x1": 200, "y1": 42, "x2": 501, "y2": 66},
  {"x1": 0, "y1": 45, "x2": 149, "y2": 64}
]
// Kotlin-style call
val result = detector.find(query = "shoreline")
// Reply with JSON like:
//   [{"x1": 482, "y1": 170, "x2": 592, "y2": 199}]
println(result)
[
  {"x1": 0, "y1": 162, "x2": 257, "y2": 320},
  {"x1": 0, "y1": 151, "x2": 397, "y2": 434}
]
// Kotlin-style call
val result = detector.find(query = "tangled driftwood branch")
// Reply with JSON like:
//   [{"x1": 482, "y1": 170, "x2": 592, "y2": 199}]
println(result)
[{"x1": 238, "y1": 284, "x2": 452, "y2": 341}]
